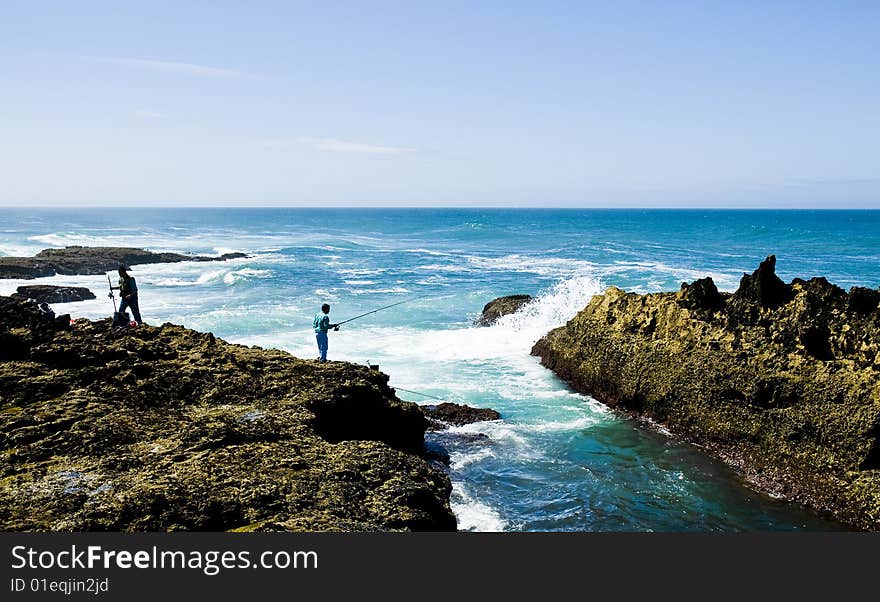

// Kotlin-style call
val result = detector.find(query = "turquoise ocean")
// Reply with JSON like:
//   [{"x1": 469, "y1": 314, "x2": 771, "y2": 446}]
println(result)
[{"x1": 2, "y1": 208, "x2": 879, "y2": 531}]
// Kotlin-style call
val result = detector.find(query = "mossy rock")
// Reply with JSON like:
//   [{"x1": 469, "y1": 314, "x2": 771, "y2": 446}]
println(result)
[
  {"x1": 532, "y1": 256, "x2": 880, "y2": 530},
  {"x1": 0, "y1": 295, "x2": 456, "y2": 532}
]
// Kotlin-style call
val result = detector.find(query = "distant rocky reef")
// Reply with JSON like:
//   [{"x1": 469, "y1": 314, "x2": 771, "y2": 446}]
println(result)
[
  {"x1": 0, "y1": 295, "x2": 455, "y2": 531},
  {"x1": 11, "y1": 285, "x2": 96, "y2": 304},
  {"x1": 532, "y1": 256, "x2": 880, "y2": 530},
  {"x1": 0, "y1": 246, "x2": 248, "y2": 279}
]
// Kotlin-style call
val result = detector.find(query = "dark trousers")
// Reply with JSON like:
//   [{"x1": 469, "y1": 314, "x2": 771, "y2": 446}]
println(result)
[{"x1": 119, "y1": 294, "x2": 143, "y2": 325}]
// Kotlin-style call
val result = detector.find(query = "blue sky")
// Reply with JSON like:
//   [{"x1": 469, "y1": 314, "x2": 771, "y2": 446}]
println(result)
[{"x1": 1, "y1": 0, "x2": 878, "y2": 207}]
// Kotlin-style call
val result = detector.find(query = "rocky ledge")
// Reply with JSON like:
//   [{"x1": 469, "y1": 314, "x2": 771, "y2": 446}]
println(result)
[
  {"x1": 11, "y1": 285, "x2": 96, "y2": 304},
  {"x1": 0, "y1": 246, "x2": 248, "y2": 279},
  {"x1": 0, "y1": 295, "x2": 456, "y2": 531},
  {"x1": 421, "y1": 402, "x2": 501, "y2": 431},
  {"x1": 532, "y1": 256, "x2": 880, "y2": 530},
  {"x1": 476, "y1": 295, "x2": 532, "y2": 326}
]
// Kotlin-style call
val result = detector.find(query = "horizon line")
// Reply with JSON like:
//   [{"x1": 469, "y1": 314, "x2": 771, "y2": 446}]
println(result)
[{"x1": 0, "y1": 205, "x2": 878, "y2": 211}]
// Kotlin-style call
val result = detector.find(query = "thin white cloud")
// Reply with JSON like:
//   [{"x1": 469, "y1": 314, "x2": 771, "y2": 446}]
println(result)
[
  {"x1": 262, "y1": 137, "x2": 415, "y2": 155},
  {"x1": 132, "y1": 110, "x2": 166, "y2": 119},
  {"x1": 86, "y1": 56, "x2": 252, "y2": 78}
]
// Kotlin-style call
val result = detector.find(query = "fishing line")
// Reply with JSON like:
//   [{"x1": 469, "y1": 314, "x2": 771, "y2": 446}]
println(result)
[
  {"x1": 391, "y1": 386, "x2": 448, "y2": 402},
  {"x1": 360, "y1": 361, "x2": 449, "y2": 402}
]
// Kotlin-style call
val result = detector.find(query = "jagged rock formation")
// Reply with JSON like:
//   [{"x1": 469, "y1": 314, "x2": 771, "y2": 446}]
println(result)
[
  {"x1": 532, "y1": 256, "x2": 880, "y2": 530},
  {"x1": 0, "y1": 246, "x2": 248, "y2": 279},
  {"x1": 11, "y1": 285, "x2": 96, "y2": 304},
  {"x1": 0, "y1": 296, "x2": 455, "y2": 532},
  {"x1": 476, "y1": 295, "x2": 532, "y2": 326}
]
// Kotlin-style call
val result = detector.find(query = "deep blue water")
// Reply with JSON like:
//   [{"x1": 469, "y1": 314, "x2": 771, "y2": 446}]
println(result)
[{"x1": 2, "y1": 208, "x2": 878, "y2": 531}]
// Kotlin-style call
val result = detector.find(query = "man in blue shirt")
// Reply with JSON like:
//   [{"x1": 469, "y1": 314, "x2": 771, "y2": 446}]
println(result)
[{"x1": 313, "y1": 303, "x2": 338, "y2": 362}]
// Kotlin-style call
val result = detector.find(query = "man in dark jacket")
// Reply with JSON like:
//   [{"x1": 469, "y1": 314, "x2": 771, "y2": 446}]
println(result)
[{"x1": 110, "y1": 265, "x2": 143, "y2": 325}]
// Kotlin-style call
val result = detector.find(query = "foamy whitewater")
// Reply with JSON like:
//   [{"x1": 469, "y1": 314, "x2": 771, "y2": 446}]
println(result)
[{"x1": 4, "y1": 208, "x2": 878, "y2": 531}]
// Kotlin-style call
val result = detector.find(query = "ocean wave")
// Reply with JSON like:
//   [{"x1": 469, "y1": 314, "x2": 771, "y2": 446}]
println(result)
[
  {"x1": 525, "y1": 416, "x2": 601, "y2": 433},
  {"x1": 212, "y1": 247, "x2": 246, "y2": 256},
  {"x1": 148, "y1": 267, "x2": 273, "y2": 287},
  {"x1": 28, "y1": 232, "x2": 118, "y2": 247},
  {"x1": 0, "y1": 243, "x2": 45, "y2": 257},
  {"x1": 336, "y1": 268, "x2": 388, "y2": 277},
  {"x1": 413, "y1": 275, "x2": 449, "y2": 285},
  {"x1": 416, "y1": 254, "x2": 598, "y2": 277},
  {"x1": 222, "y1": 268, "x2": 273, "y2": 285},
  {"x1": 603, "y1": 260, "x2": 742, "y2": 291},
  {"x1": 196, "y1": 269, "x2": 228, "y2": 285},
  {"x1": 450, "y1": 483, "x2": 507, "y2": 532},
  {"x1": 466, "y1": 254, "x2": 597, "y2": 276},
  {"x1": 402, "y1": 248, "x2": 454, "y2": 256},
  {"x1": 348, "y1": 287, "x2": 410, "y2": 295},
  {"x1": 26, "y1": 231, "x2": 293, "y2": 259},
  {"x1": 448, "y1": 422, "x2": 538, "y2": 458},
  {"x1": 489, "y1": 274, "x2": 603, "y2": 335},
  {"x1": 449, "y1": 447, "x2": 496, "y2": 469}
]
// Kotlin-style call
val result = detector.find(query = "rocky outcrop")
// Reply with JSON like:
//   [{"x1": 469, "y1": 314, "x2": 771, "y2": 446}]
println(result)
[
  {"x1": 532, "y1": 256, "x2": 880, "y2": 530},
  {"x1": 0, "y1": 246, "x2": 248, "y2": 279},
  {"x1": 420, "y1": 402, "x2": 499, "y2": 466},
  {"x1": 476, "y1": 295, "x2": 532, "y2": 326},
  {"x1": 11, "y1": 285, "x2": 96, "y2": 304},
  {"x1": 0, "y1": 296, "x2": 456, "y2": 532},
  {"x1": 421, "y1": 402, "x2": 501, "y2": 431}
]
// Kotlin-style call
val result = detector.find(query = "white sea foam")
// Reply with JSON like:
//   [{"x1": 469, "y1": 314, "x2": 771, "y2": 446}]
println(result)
[
  {"x1": 450, "y1": 484, "x2": 507, "y2": 532},
  {"x1": 337, "y1": 268, "x2": 387, "y2": 277},
  {"x1": 409, "y1": 251, "x2": 742, "y2": 293},
  {"x1": 449, "y1": 447, "x2": 496, "y2": 469},
  {"x1": 213, "y1": 246, "x2": 245, "y2": 256},
  {"x1": 415, "y1": 254, "x2": 598, "y2": 277},
  {"x1": 26, "y1": 230, "x2": 295, "y2": 258},
  {"x1": 222, "y1": 268, "x2": 273, "y2": 285},
  {"x1": 197, "y1": 269, "x2": 228, "y2": 284},
  {"x1": 521, "y1": 416, "x2": 601, "y2": 433},
  {"x1": 348, "y1": 287, "x2": 410, "y2": 295},
  {"x1": 402, "y1": 248, "x2": 454, "y2": 256},
  {"x1": 414, "y1": 275, "x2": 449, "y2": 286},
  {"x1": 0, "y1": 242, "x2": 44, "y2": 257},
  {"x1": 603, "y1": 260, "x2": 742, "y2": 291},
  {"x1": 448, "y1": 422, "x2": 535, "y2": 455}
]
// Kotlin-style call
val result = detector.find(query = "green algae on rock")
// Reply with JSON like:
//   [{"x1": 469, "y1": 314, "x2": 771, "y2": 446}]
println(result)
[
  {"x1": 532, "y1": 256, "x2": 880, "y2": 530},
  {"x1": 0, "y1": 296, "x2": 456, "y2": 531}
]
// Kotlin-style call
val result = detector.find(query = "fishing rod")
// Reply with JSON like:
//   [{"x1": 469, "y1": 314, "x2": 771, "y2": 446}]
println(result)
[
  {"x1": 335, "y1": 295, "x2": 429, "y2": 327},
  {"x1": 107, "y1": 274, "x2": 117, "y2": 313}
]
